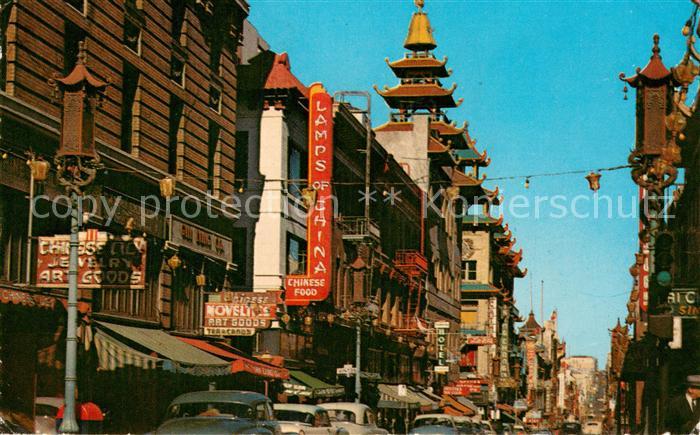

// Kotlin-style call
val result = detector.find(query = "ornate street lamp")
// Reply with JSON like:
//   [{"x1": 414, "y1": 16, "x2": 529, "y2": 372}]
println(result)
[
  {"x1": 48, "y1": 42, "x2": 108, "y2": 434},
  {"x1": 347, "y1": 298, "x2": 380, "y2": 403}
]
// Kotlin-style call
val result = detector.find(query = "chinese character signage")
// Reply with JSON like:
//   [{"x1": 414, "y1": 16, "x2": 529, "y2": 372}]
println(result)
[
  {"x1": 204, "y1": 291, "x2": 281, "y2": 336},
  {"x1": 638, "y1": 187, "x2": 649, "y2": 312},
  {"x1": 169, "y1": 216, "x2": 232, "y2": 263},
  {"x1": 285, "y1": 83, "x2": 334, "y2": 306},
  {"x1": 36, "y1": 231, "x2": 146, "y2": 289}
]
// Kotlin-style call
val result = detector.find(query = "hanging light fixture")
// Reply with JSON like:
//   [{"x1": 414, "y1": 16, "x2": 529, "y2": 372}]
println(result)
[
  {"x1": 524, "y1": 178, "x2": 530, "y2": 189},
  {"x1": 300, "y1": 187, "x2": 317, "y2": 209},
  {"x1": 327, "y1": 313, "x2": 336, "y2": 325},
  {"x1": 585, "y1": 172, "x2": 602, "y2": 192},
  {"x1": 160, "y1": 176, "x2": 176, "y2": 199},
  {"x1": 167, "y1": 253, "x2": 182, "y2": 270},
  {"x1": 281, "y1": 313, "x2": 291, "y2": 324},
  {"x1": 304, "y1": 315, "x2": 313, "y2": 326},
  {"x1": 28, "y1": 158, "x2": 50, "y2": 181},
  {"x1": 196, "y1": 263, "x2": 206, "y2": 287}
]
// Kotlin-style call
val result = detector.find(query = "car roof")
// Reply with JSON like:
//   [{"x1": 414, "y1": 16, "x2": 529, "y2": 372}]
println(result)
[
  {"x1": 274, "y1": 404, "x2": 324, "y2": 413},
  {"x1": 170, "y1": 390, "x2": 269, "y2": 405},
  {"x1": 415, "y1": 414, "x2": 454, "y2": 419},
  {"x1": 318, "y1": 403, "x2": 369, "y2": 414}
]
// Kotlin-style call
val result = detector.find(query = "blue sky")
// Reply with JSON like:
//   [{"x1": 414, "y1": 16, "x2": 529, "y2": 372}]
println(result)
[{"x1": 248, "y1": 0, "x2": 692, "y2": 364}]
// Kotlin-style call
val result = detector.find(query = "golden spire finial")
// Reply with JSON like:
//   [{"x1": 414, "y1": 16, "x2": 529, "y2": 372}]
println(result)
[{"x1": 404, "y1": 0, "x2": 436, "y2": 51}]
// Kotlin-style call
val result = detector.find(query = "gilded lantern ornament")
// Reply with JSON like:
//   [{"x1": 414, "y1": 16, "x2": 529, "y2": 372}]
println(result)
[
  {"x1": 585, "y1": 172, "x2": 602, "y2": 192},
  {"x1": 29, "y1": 159, "x2": 50, "y2": 182}
]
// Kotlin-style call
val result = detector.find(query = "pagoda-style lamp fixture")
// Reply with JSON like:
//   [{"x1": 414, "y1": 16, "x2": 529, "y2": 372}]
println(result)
[
  {"x1": 620, "y1": 34, "x2": 682, "y2": 194},
  {"x1": 300, "y1": 187, "x2": 317, "y2": 209},
  {"x1": 28, "y1": 158, "x2": 50, "y2": 182},
  {"x1": 585, "y1": 172, "x2": 602, "y2": 192},
  {"x1": 48, "y1": 41, "x2": 108, "y2": 434}
]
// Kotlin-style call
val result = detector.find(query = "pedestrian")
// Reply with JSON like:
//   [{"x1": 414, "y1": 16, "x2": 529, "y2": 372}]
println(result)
[{"x1": 664, "y1": 374, "x2": 700, "y2": 434}]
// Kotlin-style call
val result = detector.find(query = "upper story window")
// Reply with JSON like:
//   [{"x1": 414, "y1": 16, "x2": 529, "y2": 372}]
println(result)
[
  {"x1": 462, "y1": 260, "x2": 477, "y2": 281},
  {"x1": 66, "y1": 0, "x2": 87, "y2": 15},
  {"x1": 123, "y1": 18, "x2": 142, "y2": 55},
  {"x1": 207, "y1": 121, "x2": 220, "y2": 193},
  {"x1": 235, "y1": 131, "x2": 249, "y2": 191},
  {"x1": 121, "y1": 62, "x2": 140, "y2": 153},
  {"x1": 287, "y1": 141, "x2": 307, "y2": 199},
  {"x1": 208, "y1": 83, "x2": 222, "y2": 113},
  {"x1": 286, "y1": 233, "x2": 307, "y2": 275},
  {"x1": 171, "y1": 0, "x2": 187, "y2": 43},
  {"x1": 0, "y1": 3, "x2": 12, "y2": 90},
  {"x1": 168, "y1": 96, "x2": 184, "y2": 175}
]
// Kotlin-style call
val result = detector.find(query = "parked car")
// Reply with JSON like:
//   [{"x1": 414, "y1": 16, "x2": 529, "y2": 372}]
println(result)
[
  {"x1": 582, "y1": 421, "x2": 603, "y2": 435},
  {"x1": 453, "y1": 416, "x2": 482, "y2": 434},
  {"x1": 34, "y1": 397, "x2": 63, "y2": 434},
  {"x1": 318, "y1": 403, "x2": 388, "y2": 435},
  {"x1": 155, "y1": 390, "x2": 281, "y2": 434},
  {"x1": 561, "y1": 421, "x2": 582, "y2": 434},
  {"x1": 274, "y1": 404, "x2": 347, "y2": 435},
  {"x1": 409, "y1": 414, "x2": 459, "y2": 435},
  {"x1": 478, "y1": 420, "x2": 496, "y2": 435}
]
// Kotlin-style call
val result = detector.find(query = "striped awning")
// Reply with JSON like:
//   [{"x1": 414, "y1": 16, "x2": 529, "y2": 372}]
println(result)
[
  {"x1": 94, "y1": 329, "x2": 161, "y2": 371},
  {"x1": 377, "y1": 384, "x2": 421, "y2": 409}
]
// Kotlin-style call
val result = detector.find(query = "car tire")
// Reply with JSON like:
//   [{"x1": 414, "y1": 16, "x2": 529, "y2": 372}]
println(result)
[{"x1": 299, "y1": 431, "x2": 305, "y2": 435}]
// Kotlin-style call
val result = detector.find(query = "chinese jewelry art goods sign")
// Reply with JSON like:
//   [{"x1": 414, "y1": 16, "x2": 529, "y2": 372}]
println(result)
[
  {"x1": 434, "y1": 321, "x2": 450, "y2": 373},
  {"x1": 36, "y1": 231, "x2": 146, "y2": 289},
  {"x1": 204, "y1": 291, "x2": 281, "y2": 336},
  {"x1": 285, "y1": 83, "x2": 334, "y2": 306}
]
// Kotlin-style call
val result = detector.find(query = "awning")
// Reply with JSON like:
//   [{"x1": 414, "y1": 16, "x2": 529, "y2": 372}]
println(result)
[
  {"x1": 177, "y1": 337, "x2": 289, "y2": 380},
  {"x1": 283, "y1": 370, "x2": 345, "y2": 398},
  {"x1": 95, "y1": 321, "x2": 230, "y2": 376},
  {"x1": 377, "y1": 384, "x2": 421, "y2": 409},
  {"x1": 408, "y1": 386, "x2": 440, "y2": 411},
  {"x1": 442, "y1": 395, "x2": 477, "y2": 416},
  {"x1": 94, "y1": 329, "x2": 161, "y2": 371}
]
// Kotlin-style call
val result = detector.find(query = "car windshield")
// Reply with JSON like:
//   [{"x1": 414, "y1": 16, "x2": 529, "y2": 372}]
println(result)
[
  {"x1": 165, "y1": 402, "x2": 254, "y2": 420},
  {"x1": 415, "y1": 417, "x2": 452, "y2": 427},
  {"x1": 326, "y1": 409, "x2": 357, "y2": 424},
  {"x1": 275, "y1": 410, "x2": 314, "y2": 425}
]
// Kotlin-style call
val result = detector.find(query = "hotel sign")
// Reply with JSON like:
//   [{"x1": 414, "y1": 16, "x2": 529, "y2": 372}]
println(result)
[
  {"x1": 285, "y1": 83, "x2": 334, "y2": 306},
  {"x1": 36, "y1": 231, "x2": 146, "y2": 289},
  {"x1": 203, "y1": 291, "x2": 281, "y2": 336},
  {"x1": 434, "y1": 321, "x2": 450, "y2": 373},
  {"x1": 169, "y1": 216, "x2": 232, "y2": 263}
]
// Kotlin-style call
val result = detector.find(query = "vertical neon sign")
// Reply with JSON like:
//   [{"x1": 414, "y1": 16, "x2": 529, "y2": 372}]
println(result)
[{"x1": 285, "y1": 83, "x2": 334, "y2": 306}]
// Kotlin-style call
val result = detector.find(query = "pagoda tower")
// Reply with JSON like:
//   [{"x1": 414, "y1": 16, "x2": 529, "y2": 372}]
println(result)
[{"x1": 374, "y1": 0, "x2": 495, "y2": 201}]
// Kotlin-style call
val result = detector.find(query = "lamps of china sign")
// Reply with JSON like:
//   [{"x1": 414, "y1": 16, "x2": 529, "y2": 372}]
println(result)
[
  {"x1": 36, "y1": 230, "x2": 146, "y2": 288},
  {"x1": 204, "y1": 291, "x2": 281, "y2": 336},
  {"x1": 285, "y1": 83, "x2": 334, "y2": 306}
]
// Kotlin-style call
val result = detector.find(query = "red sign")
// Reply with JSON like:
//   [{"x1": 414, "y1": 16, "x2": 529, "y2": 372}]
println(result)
[
  {"x1": 204, "y1": 291, "x2": 281, "y2": 336},
  {"x1": 443, "y1": 386, "x2": 468, "y2": 396},
  {"x1": 638, "y1": 187, "x2": 649, "y2": 312},
  {"x1": 35, "y1": 232, "x2": 146, "y2": 289},
  {"x1": 466, "y1": 335, "x2": 495, "y2": 345},
  {"x1": 285, "y1": 83, "x2": 334, "y2": 306}
]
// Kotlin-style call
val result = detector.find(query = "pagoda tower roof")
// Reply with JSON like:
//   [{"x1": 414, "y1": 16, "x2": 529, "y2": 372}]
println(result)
[
  {"x1": 386, "y1": 55, "x2": 450, "y2": 78},
  {"x1": 376, "y1": 0, "x2": 462, "y2": 113},
  {"x1": 521, "y1": 311, "x2": 541, "y2": 333},
  {"x1": 264, "y1": 52, "x2": 308, "y2": 98},
  {"x1": 374, "y1": 82, "x2": 461, "y2": 110}
]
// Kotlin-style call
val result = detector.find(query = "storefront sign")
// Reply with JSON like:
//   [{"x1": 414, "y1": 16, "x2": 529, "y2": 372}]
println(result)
[
  {"x1": 434, "y1": 321, "x2": 449, "y2": 373},
  {"x1": 285, "y1": 83, "x2": 334, "y2": 306},
  {"x1": 169, "y1": 217, "x2": 232, "y2": 263},
  {"x1": 466, "y1": 335, "x2": 495, "y2": 345},
  {"x1": 443, "y1": 386, "x2": 467, "y2": 395},
  {"x1": 668, "y1": 288, "x2": 699, "y2": 317},
  {"x1": 0, "y1": 288, "x2": 57, "y2": 310},
  {"x1": 36, "y1": 231, "x2": 146, "y2": 289},
  {"x1": 526, "y1": 340, "x2": 538, "y2": 392},
  {"x1": 203, "y1": 291, "x2": 281, "y2": 336}
]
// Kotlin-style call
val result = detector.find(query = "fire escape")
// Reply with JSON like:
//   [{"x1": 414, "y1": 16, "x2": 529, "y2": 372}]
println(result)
[{"x1": 393, "y1": 249, "x2": 428, "y2": 330}]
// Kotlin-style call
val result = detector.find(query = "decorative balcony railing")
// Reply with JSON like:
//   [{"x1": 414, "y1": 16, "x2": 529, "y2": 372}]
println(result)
[
  {"x1": 337, "y1": 216, "x2": 380, "y2": 243},
  {"x1": 393, "y1": 250, "x2": 428, "y2": 275}
]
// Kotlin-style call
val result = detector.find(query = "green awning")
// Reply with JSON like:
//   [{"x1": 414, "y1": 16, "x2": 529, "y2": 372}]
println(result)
[
  {"x1": 283, "y1": 370, "x2": 345, "y2": 398},
  {"x1": 96, "y1": 321, "x2": 230, "y2": 377},
  {"x1": 377, "y1": 384, "x2": 421, "y2": 409}
]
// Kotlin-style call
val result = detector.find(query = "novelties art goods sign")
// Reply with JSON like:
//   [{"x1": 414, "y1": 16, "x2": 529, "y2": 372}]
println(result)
[
  {"x1": 285, "y1": 83, "x2": 334, "y2": 306},
  {"x1": 204, "y1": 291, "x2": 281, "y2": 336},
  {"x1": 36, "y1": 231, "x2": 146, "y2": 289}
]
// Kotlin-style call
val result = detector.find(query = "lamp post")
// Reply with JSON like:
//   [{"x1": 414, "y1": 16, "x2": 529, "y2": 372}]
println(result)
[
  {"x1": 348, "y1": 299, "x2": 379, "y2": 403},
  {"x1": 49, "y1": 42, "x2": 108, "y2": 433}
]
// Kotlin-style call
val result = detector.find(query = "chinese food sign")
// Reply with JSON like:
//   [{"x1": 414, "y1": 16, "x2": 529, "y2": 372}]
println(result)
[
  {"x1": 285, "y1": 83, "x2": 334, "y2": 305},
  {"x1": 36, "y1": 231, "x2": 146, "y2": 289}
]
